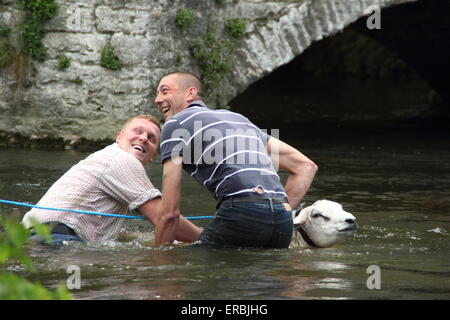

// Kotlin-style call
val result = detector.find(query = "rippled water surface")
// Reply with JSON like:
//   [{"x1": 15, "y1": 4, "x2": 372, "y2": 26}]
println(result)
[{"x1": 1, "y1": 130, "x2": 449, "y2": 300}]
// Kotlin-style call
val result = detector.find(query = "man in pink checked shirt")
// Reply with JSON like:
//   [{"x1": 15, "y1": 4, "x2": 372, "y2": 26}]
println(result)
[{"x1": 22, "y1": 114, "x2": 202, "y2": 244}]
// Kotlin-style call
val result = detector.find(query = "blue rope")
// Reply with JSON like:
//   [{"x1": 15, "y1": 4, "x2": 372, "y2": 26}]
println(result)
[{"x1": 0, "y1": 199, "x2": 214, "y2": 221}]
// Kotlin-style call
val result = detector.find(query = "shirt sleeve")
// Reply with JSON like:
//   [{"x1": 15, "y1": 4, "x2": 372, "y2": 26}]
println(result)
[
  {"x1": 258, "y1": 128, "x2": 270, "y2": 145},
  {"x1": 237, "y1": 113, "x2": 270, "y2": 145},
  {"x1": 98, "y1": 151, "x2": 161, "y2": 211},
  {"x1": 160, "y1": 119, "x2": 187, "y2": 163}
]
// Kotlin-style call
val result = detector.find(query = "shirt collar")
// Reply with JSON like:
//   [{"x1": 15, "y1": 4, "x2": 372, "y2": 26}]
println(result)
[{"x1": 187, "y1": 100, "x2": 207, "y2": 109}]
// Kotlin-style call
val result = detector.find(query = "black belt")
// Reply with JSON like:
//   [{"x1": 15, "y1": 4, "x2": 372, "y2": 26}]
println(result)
[
  {"x1": 44, "y1": 221, "x2": 78, "y2": 236},
  {"x1": 220, "y1": 195, "x2": 289, "y2": 205}
]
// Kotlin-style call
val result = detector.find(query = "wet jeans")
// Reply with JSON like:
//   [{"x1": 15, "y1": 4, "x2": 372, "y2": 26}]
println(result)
[
  {"x1": 29, "y1": 233, "x2": 83, "y2": 245},
  {"x1": 29, "y1": 222, "x2": 83, "y2": 245},
  {"x1": 198, "y1": 198, "x2": 293, "y2": 249}
]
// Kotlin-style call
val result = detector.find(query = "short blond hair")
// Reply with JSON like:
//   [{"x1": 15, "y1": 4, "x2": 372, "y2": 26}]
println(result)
[{"x1": 121, "y1": 114, "x2": 161, "y2": 131}]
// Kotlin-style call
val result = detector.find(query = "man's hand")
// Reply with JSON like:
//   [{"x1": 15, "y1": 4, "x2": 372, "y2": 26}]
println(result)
[{"x1": 139, "y1": 197, "x2": 203, "y2": 244}]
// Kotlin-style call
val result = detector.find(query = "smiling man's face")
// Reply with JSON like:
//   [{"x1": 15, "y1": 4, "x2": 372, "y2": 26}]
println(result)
[
  {"x1": 154, "y1": 74, "x2": 190, "y2": 120},
  {"x1": 116, "y1": 118, "x2": 160, "y2": 164}
]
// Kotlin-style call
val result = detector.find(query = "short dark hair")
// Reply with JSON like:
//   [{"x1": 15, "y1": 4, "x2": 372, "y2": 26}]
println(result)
[{"x1": 160, "y1": 71, "x2": 204, "y2": 100}]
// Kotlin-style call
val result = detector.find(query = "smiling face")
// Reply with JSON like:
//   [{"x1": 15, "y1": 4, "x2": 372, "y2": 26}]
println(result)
[
  {"x1": 154, "y1": 73, "x2": 200, "y2": 120},
  {"x1": 116, "y1": 118, "x2": 161, "y2": 164}
]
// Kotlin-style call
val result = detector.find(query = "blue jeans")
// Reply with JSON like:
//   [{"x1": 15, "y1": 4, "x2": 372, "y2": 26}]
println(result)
[
  {"x1": 198, "y1": 199, "x2": 293, "y2": 249},
  {"x1": 29, "y1": 233, "x2": 83, "y2": 245},
  {"x1": 29, "y1": 222, "x2": 83, "y2": 245}
]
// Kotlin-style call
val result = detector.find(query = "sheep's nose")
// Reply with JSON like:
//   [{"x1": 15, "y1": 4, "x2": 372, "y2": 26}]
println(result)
[{"x1": 345, "y1": 218, "x2": 356, "y2": 224}]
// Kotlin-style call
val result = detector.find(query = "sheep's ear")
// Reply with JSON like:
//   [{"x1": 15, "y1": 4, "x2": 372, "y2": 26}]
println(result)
[
  {"x1": 293, "y1": 208, "x2": 309, "y2": 225},
  {"x1": 292, "y1": 202, "x2": 307, "y2": 220}
]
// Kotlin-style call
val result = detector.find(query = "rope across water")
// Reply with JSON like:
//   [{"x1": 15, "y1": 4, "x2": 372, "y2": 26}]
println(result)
[{"x1": 0, "y1": 199, "x2": 214, "y2": 221}]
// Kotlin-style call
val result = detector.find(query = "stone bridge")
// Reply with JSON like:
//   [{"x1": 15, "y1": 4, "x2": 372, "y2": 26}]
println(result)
[
  {"x1": 2, "y1": 0, "x2": 443, "y2": 147},
  {"x1": 226, "y1": 0, "x2": 417, "y2": 98}
]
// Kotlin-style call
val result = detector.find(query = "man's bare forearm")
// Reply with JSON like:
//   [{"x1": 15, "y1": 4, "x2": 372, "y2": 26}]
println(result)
[
  {"x1": 155, "y1": 158, "x2": 183, "y2": 247},
  {"x1": 267, "y1": 137, "x2": 318, "y2": 209},
  {"x1": 284, "y1": 162, "x2": 318, "y2": 209}
]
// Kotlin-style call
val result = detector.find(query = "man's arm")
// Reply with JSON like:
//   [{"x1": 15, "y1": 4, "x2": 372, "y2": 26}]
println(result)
[
  {"x1": 138, "y1": 197, "x2": 203, "y2": 243},
  {"x1": 267, "y1": 137, "x2": 318, "y2": 209},
  {"x1": 154, "y1": 157, "x2": 184, "y2": 246}
]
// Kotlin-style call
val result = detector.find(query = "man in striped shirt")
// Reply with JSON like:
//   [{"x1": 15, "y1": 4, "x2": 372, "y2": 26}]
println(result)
[
  {"x1": 22, "y1": 115, "x2": 202, "y2": 244},
  {"x1": 154, "y1": 72, "x2": 318, "y2": 248}
]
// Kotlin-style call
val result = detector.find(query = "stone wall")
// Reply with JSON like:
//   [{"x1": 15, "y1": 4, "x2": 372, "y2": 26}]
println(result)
[{"x1": 0, "y1": 0, "x2": 416, "y2": 147}]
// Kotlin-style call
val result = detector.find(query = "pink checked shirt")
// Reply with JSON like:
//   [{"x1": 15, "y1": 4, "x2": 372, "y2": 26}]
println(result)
[{"x1": 22, "y1": 143, "x2": 161, "y2": 242}]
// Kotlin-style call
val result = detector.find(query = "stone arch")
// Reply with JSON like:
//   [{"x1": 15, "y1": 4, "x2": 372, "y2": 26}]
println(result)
[
  {"x1": 0, "y1": 0, "x2": 424, "y2": 146},
  {"x1": 229, "y1": 0, "x2": 450, "y2": 133},
  {"x1": 354, "y1": 0, "x2": 450, "y2": 112},
  {"x1": 226, "y1": 0, "x2": 417, "y2": 101}
]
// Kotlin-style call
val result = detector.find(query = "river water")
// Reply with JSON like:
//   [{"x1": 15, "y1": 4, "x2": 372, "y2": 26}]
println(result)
[{"x1": 1, "y1": 78, "x2": 449, "y2": 300}]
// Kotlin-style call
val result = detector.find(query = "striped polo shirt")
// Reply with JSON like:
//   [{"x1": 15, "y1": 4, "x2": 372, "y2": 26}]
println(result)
[{"x1": 160, "y1": 101, "x2": 287, "y2": 201}]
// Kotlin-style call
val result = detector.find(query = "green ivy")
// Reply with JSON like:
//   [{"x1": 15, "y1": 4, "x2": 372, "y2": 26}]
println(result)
[
  {"x1": 0, "y1": 22, "x2": 12, "y2": 68},
  {"x1": 19, "y1": 0, "x2": 59, "y2": 62},
  {"x1": 225, "y1": 18, "x2": 247, "y2": 40},
  {"x1": 57, "y1": 55, "x2": 71, "y2": 71},
  {"x1": 100, "y1": 45, "x2": 122, "y2": 71},
  {"x1": 189, "y1": 28, "x2": 236, "y2": 93},
  {"x1": 0, "y1": 23, "x2": 11, "y2": 38},
  {"x1": 175, "y1": 8, "x2": 195, "y2": 29},
  {"x1": 189, "y1": 16, "x2": 248, "y2": 103},
  {"x1": 0, "y1": 39, "x2": 12, "y2": 68},
  {"x1": 20, "y1": 0, "x2": 59, "y2": 22}
]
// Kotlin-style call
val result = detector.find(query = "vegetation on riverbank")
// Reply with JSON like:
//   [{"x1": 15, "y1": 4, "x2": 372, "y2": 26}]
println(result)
[
  {"x1": 0, "y1": 0, "x2": 58, "y2": 104},
  {"x1": 0, "y1": 215, "x2": 72, "y2": 299},
  {"x1": 188, "y1": 18, "x2": 247, "y2": 104}
]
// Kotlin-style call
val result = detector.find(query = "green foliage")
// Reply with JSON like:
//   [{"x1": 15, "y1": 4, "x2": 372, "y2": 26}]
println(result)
[
  {"x1": 0, "y1": 22, "x2": 13, "y2": 68},
  {"x1": 0, "y1": 38, "x2": 13, "y2": 68},
  {"x1": 0, "y1": 217, "x2": 51, "y2": 270},
  {"x1": 19, "y1": 0, "x2": 59, "y2": 61},
  {"x1": 0, "y1": 273, "x2": 72, "y2": 300},
  {"x1": 71, "y1": 76, "x2": 83, "y2": 85},
  {"x1": 20, "y1": 0, "x2": 59, "y2": 22},
  {"x1": 189, "y1": 28, "x2": 236, "y2": 93},
  {"x1": 20, "y1": 19, "x2": 47, "y2": 61},
  {"x1": 225, "y1": 18, "x2": 247, "y2": 39},
  {"x1": 0, "y1": 23, "x2": 11, "y2": 38},
  {"x1": 213, "y1": 0, "x2": 227, "y2": 7},
  {"x1": 0, "y1": 216, "x2": 72, "y2": 300},
  {"x1": 175, "y1": 8, "x2": 195, "y2": 29},
  {"x1": 100, "y1": 45, "x2": 122, "y2": 71},
  {"x1": 57, "y1": 55, "x2": 71, "y2": 71},
  {"x1": 175, "y1": 54, "x2": 184, "y2": 66}
]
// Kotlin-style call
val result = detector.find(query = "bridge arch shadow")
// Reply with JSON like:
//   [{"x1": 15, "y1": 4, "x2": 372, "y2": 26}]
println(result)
[{"x1": 229, "y1": 0, "x2": 449, "y2": 140}]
